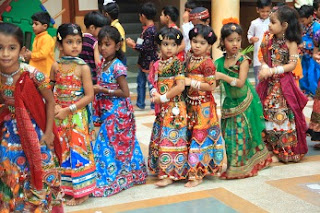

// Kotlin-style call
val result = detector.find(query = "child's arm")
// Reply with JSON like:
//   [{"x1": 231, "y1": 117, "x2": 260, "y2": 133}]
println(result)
[
  {"x1": 313, "y1": 46, "x2": 320, "y2": 63},
  {"x1": 29, "y1": 36, "x2": 54, "y2": 61},
  {"x1": 95, "y1": 75, "x2": 130, "y2": 98},
  {"x1": 247, "y1": 21, "x2": 259, "y2": 43},
  {"x1": 94, "y1": 44, "x2": 101, "y2": 67},
  {"x1": 154, "y1": 79, "x2": 184, "y2": 104}
]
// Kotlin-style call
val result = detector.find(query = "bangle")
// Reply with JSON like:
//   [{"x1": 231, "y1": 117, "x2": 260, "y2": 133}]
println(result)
[
  {"x1": 108, "y1": 89, "x2": 115, "y2": 94},
  {"x1": 150, "y1": 88, "x2": 157, "y2": 96},
  {"x1": 191, "y1": 79, "x2": 201, "y2": 90},
  {"x1": 230, "y1": 78, "x2": 237, "y2": 86},
  {"x1": 262, "y1": 64, "x2": 269, "y2": 69},
  {"x1": 275, "y1": 66, "x2": 284, "y2": 74},
  {"x1": 268, "y1": 68, "x2": 274, "y2": 76},
  {"x1": 160, "y1": 93, "x2": 169, "y2": 103},
  {"x1": 69, "y1": 104, "x2": 77, "y2": 113}
]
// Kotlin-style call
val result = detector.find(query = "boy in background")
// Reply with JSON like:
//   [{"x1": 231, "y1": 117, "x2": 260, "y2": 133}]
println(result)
[
  {"x1": 126, "y1": 2, "x2": 158, "y2": 110},
  {"x1": 182, "y1": 0, "x2": 198, "y2": 53},
  {"x1": 24, "y1": 11, "x2": 55, "y2": 76},
  {"x1": 189, "y1": 7, "x2": 210, "y2": 26},
  {"x1": 79, "y1": 11, "x2": 110, "y2": 84},
  {"x1": 247, "y1": 0, "x2": 271, "y2": 86}
]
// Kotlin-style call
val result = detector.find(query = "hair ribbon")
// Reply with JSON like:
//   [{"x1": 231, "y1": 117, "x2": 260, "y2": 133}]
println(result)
[{"x1": 103, "y1": 0, "x2": 115, "y2": 5}]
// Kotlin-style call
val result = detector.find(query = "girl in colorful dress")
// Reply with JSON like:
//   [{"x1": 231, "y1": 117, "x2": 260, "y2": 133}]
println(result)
[
  {"x1": 92, "y1": 26, "x2": 147, "y2": 197},
  {"x1": 0, "y1": 22, "x2": 63, "y2": 212},
  {"x1": 215, "y1": 18, "x2": 272, "y2": 179},
  {"x1": 51, "y1": 23, "x2": 96, "y2": 206},
  {"x1": 257, "y1": 6, "x2": 308, "y2": 163},
  {"x1": 184, "y1": 24, "x2": 224, "y2": 187},
  {"x1": 148, "y1": 27, "x2": 189, "y2": 187},
  {"x1": 308, "y1": 30, "x2": 320, "y2": 149}
]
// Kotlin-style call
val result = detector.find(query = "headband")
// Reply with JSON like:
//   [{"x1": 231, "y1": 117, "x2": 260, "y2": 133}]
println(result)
[{"x1": 189, "y1": 9, "x2": 210, "y2": 21}]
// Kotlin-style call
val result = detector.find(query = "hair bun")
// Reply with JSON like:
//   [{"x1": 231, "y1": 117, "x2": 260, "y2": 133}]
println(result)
[{"x1": 222, "y1": 17, "x2": 240, "y2": 25}]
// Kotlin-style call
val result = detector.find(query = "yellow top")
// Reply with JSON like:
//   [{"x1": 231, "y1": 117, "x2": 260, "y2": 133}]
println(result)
[
  {"x1": 111, "y1": 19, "x2": 126, "y2": 53},
  {"x1": 29, "y1": 31, "x2": 55, "y2": 76}
]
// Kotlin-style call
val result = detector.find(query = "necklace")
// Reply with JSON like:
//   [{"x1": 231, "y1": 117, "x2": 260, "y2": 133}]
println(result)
[
  {"x1": 190, "y1": 55, "x2": 205, "y2": 64},
  {"x1": 159, "y1": 57, "x2": 174, "y2": 67},
  {"x1": 0, "y1": 66, "x2": 21, "y2": 86},
  {"x1": 225, "y1": 53, "x2": 238, "y2": 59},
  {"x1": 102, "y1": 58, "x2": 115, "y2": 70}
]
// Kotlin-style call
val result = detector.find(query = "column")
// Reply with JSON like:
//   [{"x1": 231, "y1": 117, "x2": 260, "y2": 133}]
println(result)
[{"x1": 211, "y1": 0, "x2": 240, "y2": 60}]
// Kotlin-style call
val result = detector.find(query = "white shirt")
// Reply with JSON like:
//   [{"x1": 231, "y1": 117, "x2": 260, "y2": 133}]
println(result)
[
  {"x1": 247, "y1": 17, "x2": 270, "y2": 66},
  {"x1": 182, "y1": 22, "x2": 194, "y2": 53}
]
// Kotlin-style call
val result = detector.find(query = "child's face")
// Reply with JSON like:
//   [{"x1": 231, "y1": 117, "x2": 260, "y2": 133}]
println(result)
[
  {"x1": 60, "y1": 35, "x2": 82, "y2": 57},
  {"x1": 316, "y1": 7, "x2": 320, "y2": 19},
  {"x1": 160, "y1": 11, "x2": 168, "y2": 25},
  {"x1": 269, "y1": 12, "x2": 284, "y2": 36},
  {"x1": 256, "y1": 6, "x2": 271, "y2": 20},
  {"x1": 0, "y1": 33, "x2": 22, "y2": 71},
  {"x1": 32, "y1": 20, "x2": 47, "y2": 35},
  {"x1": 139, "y1": 14, "x2": 146, "y2": 25},
  {"x1": 190, "y1": 34, "x2": 210, "y2": 57},
  {"x1": 299, "y1": 16, "x2": 313, "y2": 27},
  {"x1": 223, "y1": 32, "x2": 241, "y2": 55},
  {"x1": 98, "y1": 36, "x2": 120, "y2": 61},
  {"x1": 160, "y1": 38, "x2": 178, "y2": 59}
]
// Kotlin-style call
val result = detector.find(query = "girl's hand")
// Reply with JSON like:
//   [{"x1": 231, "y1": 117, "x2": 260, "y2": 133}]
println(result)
[
  {"x1": 54, "y1": 104, "x2": 62, "y2": 115},
  {"x1": 40, "y1": 132, "x2": 54, "y2": 150},
  {"x1": 55, "y1": 107, "x2": 70, "y2": 120},
  {"x1": 313, "y1": 52, "x2": 320, "y2": 64},
  {"x1": 93, "y1": 85, "x2": 102, "y2": 94},
  {"x1": 126, "y1": 38, "x2": 136, "y2": 48},
  {"x1": 258, "y1": 67, "x2": 271, "y2": 81},
  {"x1": 153, "y1": 93, "x2": 161, "y2": 104},
  {"x1": 250, "y1": 37, "x2": 259, "y2": 43},
  {"x1": 185, "y1": 77, "x2": 191, "y2": 86}
]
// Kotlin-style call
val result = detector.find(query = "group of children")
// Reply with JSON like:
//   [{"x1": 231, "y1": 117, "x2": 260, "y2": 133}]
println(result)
[{"x1": 0, "y1": 0, "x2": 319, "y2": 211}]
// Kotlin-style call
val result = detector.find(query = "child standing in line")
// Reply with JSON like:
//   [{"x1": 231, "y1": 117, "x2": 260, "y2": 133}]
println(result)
[
  {"x1": 24, "y1": 11, "x2": 55, "y2": 76},
  {"x1": 92, "y1": 26, "x2": 147, "y2": 197},
  {"x1": 308, "y1": 30, "x2": 320, "y2": 149},
  {"x1": 148, "y1": 27, "x2": 188, "y2": 187},
  {"x1": 79, "y1": 11, "x2": 110, "y2": 85},
  {"x1": 313, "y1": 0, "x2": 320, "y2": 22},
  {"x1": 51, "y1": 23, "x2": 96, "y2": 206},
  {"x1": 247, "y1": 0, "x2": 271, "y2": 86},
  {"x1": 215, "y1": 18, "x2": 272, "y2": 179},
  {"x1": 181, "y1": 0, "x2": 198, "y2": 53},
  {"x1": 0, "y1": 22, "x2": 63, "y2": 212},
  {"x1": 257, "y1": 6, "x2": 308, "y2": 163},
  {"x1": 160, "y1": 6, "x2": 186, "y2": 61},
  {"x1": 184, "y1": 24, "x2": 224, "y2": 187},
  {"x1": 126, "y1": 2, "x2": 158, "y2": 110},
  {"x1": 298, "y1": 5, "x2": 320, "y2": 96},
  {"x1": 101, "y1": 0, "x2": 127, "y2": 65}
]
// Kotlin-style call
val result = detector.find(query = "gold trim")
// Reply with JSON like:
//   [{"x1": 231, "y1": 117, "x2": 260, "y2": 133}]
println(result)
[{"x1": 221, "y1": 90, "x2": 253, "y2": 118}]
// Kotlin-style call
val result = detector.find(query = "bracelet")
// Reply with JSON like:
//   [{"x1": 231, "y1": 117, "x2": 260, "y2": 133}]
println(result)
[
  {"x1": 150, "y1": 88, "x2": 157, "y2": 96},
  {"x1": 230, "y1": 78, "x2": 237, "y2": 86},
  {"x1": 268, "y1": 68, "x2": 274, "y2": 76},
  {"x1": 191, "y1": 79, "x2": 201, "y2": 90},
  {"x1": 108, "y1": 89, "x2": 115, "y2": 94},
  {"x1": 262, "y1": 64, "x2": 269, "y2": 69},
  {"x1": 274, "y1": 66, "x2": 284, "y2": 74},
  {"x1": 160, "y1": 93, "x2": 170, "y2": 103},
  {"x1": 69, "y1": 104, "x2": 77, "y2": 113}
]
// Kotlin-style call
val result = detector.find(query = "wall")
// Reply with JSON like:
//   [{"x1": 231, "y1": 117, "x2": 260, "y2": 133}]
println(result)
[{"x1": 43, "y1": 0, "x2": 62, "y2": 26}]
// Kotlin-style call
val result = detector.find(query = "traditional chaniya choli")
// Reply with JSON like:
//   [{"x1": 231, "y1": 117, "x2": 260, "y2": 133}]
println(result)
[
  {"x1": 54, "y1": 56, "x2": 96, "y2": 198},
  {"x1": 257, "y1": 32, "x2": 308, "y2": 163},
  {"x1": 148, "y1": 57, "x2": 189, "y2": 180},
  {"x1": 185, "y1": 56, "x2": 224, "y2": 180},
  {"x1": 215, "y1": 55, "x2": 272, "y2": 179},
  {"x1": 0, "y1": 63, "x2": 63, "y2": 212},
  {"x1": 92, "y1": 59, "x2": 147, "y2": 197}
]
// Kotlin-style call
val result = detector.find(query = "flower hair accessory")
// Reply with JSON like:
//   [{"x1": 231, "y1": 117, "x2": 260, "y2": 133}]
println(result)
[
  {"x1": 222, "y1": 17, "x2": 240, "y2": 25},
  {"x1": 177, "y1": 34, "x2": 180, "y2": 39},
  {"x1": 159, "y1": 34, "x2": 163, "y2": 41},
  {"x1": 73, "y1": 28, "x2": 79, "y2": 34},
  {"x1": 103, "y1": 0, "x2": 115, "y2": 5},
  {"x1": 194, "y1": 28, "x2": 198, "y2": 33},
  {"x1": 208, "y1": 32, "x2": 213, "y2": 37},
  {"x1": 57, "y1": 32, "x2": 62, "y2": 40}
]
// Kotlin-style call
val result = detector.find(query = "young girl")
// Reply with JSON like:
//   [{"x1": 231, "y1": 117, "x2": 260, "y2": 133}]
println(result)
[
  {"x1": 92, "y1": 26, "x2": 147, "y2": 197},
  {"x1": 51, "y1": 23, "x2": 96, "y2": 206},
  {"x1": 257, "y1": 6, "x2": 308, "y2": 163},
  {"x1": 0, "y1": 23, "x2": 63, "y2": 212},
  {"x1": 308, "y1": 30, "x2": 320, "y2": 149},
  {"x1": 148, "y1": 27, "x2": 189, "y2": 187},
  {"x1": 215, "y1": 18, "x2": 272, "y2": 179},
  {"x1": 184, "y1": 24, "x2": 224, "y2": 187}
]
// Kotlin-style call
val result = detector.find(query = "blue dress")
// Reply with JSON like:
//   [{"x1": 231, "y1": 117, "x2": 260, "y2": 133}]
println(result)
[{"x1": 92, "y1": 59, "x2": 147, "y2": 197}]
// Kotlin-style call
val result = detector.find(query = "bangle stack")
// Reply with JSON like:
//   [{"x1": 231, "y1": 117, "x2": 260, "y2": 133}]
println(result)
[
  {"x1": 160, "y1": 93, "x2": 170, "y2": 103},
  {"x1": 274, "y1": 66, "x2": 284, "y2": 74},
  {"x1": 108, "y1": 89, "x2": 115, "y2": 94},
  {"x1": 191, "y1": 79, "x2": 201, "y2": 90},
  {"x1": 230, "y1": 78, "x2": 237, "y2": 87},
  {"x1": 69, "y1": 104, "x2": 77, "y2": 113}
]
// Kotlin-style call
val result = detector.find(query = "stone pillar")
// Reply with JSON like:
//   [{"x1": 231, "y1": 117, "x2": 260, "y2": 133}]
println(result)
[{"x1": 211, "y1": 0, "x2": 240, "y2": 60}]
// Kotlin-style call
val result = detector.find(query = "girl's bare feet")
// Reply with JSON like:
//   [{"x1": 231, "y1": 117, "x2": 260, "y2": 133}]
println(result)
[
  {"x1": 66, "y1": 195, "x2": 89, "y2": 206},
  {"x1": 184, "y1": 179, "x2": 203, "y2": 188},
  {"x1": 155, "y1": 178, "x2": 173, "y2": 187}
]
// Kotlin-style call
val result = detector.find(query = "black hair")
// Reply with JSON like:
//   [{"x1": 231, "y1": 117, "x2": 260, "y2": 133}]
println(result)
[
  {"x1": 275, "y1": 6, "x2": 301, "y2": 44},
  {"x1": 219, "y1": 22, "x2": 243, "y2": 51},
  {"x1": 162, "y1": 6, "x2": 179, "y2": 22},
  {"x1": 185, "y1": 0, "x2": 197, "y2": 10},
  {"x1": 314, "y1": 0, "x2": 320, "y2": 11},
  {"x1": 256, "y1": 0, "x2": 272, "y2": 9},
  {"x1": 190, "y1": 7, "x2": 210, "y2": 23},
  {"x1": 189, "y1": 24, "x2": 217, "y2": 45},
  {"x1": 139, "y1": 2, "x2": 157, "y2": 20},
  {"x1": 297, "y1": 5, "x2": 314, "y2": 18},
  {"x1": 0, "y1": 22, "x2": 23, "y2": 48},
  {"x1": 56, "y1": 23, "x2": 83, "y2": 44},
  {"x1": 101, "y1": 2, "x2": 119, "y2": 20},
  {"x1": 84, "y1": 11, "x2": 110, "y2": 28},
  {"x1": 98, "y1": 25, "x2": 124, "y2": 61},
  {"x1": 155, "y1": 27, "x2": 183, "y2": 45},
  {"x1": 31, "y1": 11, "x2": 51, "y2": 28}
]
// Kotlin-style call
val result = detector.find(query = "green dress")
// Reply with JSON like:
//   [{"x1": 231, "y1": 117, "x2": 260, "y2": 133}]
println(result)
[{"x1": 215, "y1": 55, "x2": 272, "y2": 179}]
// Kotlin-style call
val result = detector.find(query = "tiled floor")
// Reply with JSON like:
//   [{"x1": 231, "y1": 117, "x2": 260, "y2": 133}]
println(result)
[{"x1": 66, "y1": 85, "x2": 320, "y2": 213}]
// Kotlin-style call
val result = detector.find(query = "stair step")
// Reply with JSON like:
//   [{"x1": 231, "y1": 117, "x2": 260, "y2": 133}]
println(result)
[
  {"x1": 123, "y1": 23, "x2": 143, "y2": 34},
  {"x1": 119, "y1": 13, "x2": 140, "y2": 23},
  {"x1": 126, "y1": 55, "x2": 139, "y2": 66}
]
